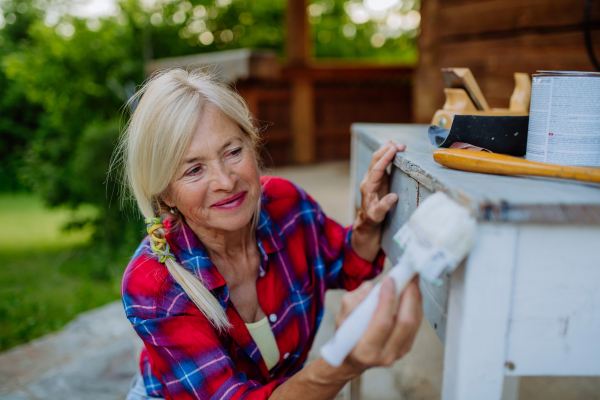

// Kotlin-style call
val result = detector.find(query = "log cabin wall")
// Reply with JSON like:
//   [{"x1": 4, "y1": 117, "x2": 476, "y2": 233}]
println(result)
[
  {"x1": 237, "y1": 66, "x2": 413, "y2": 166},
  {"x1": 414, "y1": 0, "x2": 600, "y2": 124}
]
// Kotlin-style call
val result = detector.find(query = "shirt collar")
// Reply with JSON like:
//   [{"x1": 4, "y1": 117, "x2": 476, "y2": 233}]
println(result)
[{"x1": 164, "y1": 193, "x2": 284, "y2": 291}]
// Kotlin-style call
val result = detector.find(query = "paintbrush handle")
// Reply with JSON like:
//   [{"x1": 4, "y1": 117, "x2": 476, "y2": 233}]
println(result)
[
  {"x1": 320, "y1": 258, "x2": 416, "y2": 367},
  {"x1": 434, "y1": 149, "x2": 600, "y2": 183}
]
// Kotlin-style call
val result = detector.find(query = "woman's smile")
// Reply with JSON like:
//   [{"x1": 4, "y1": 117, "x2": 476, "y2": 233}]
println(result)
[{"x1": 211, "y1": 191, "x2": 247, "y2": 210}]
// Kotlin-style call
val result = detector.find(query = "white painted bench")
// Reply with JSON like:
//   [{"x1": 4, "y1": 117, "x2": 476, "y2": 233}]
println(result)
[{"x1": 349, "y1": 123, "x2": 600, "y2": 400}]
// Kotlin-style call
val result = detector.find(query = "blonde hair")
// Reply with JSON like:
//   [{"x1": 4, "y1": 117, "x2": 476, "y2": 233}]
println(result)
[{"x1": 115, "y1": 68, "x2": 263, "y2": 331}]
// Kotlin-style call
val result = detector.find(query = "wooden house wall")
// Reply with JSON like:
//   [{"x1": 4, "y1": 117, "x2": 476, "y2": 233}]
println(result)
[
  {"x1": 414, "y1": 0, "x2": 600, "y2": 123},
  {"x1": 237, "y1": 71, "x2": 412, "y2": 166}
]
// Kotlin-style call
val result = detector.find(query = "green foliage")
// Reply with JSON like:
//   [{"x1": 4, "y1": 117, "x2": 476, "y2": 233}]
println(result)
[
  {"x1": 0, "y1": 193, "x2": 129, "y2": 351},
  {"x1": 0, "y1": 0, "x2": 419, "y2": 256},
  {"x1": 0, "y1": 0, "x2": 43, "y2": 192},
  {"x1": 119, "y1": 0, "x2": 287, "y2": 58},
  {"x1": 2, "y1": 7, "x2": 145, "y2": 245},
  {"x1": 0, "y1": 247, "x2": 124, "y2": 351},
  {"x1": 3, "y1": 16, "x2": 145, "y2": 204},
  {"x1": 311, "y1": 0, "x2": 419, "y2": 62}
]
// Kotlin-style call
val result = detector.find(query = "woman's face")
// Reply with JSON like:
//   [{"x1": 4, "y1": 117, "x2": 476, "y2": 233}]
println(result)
[{"x1": 163, "y1": 105, "x2": 261, "y2": 235}]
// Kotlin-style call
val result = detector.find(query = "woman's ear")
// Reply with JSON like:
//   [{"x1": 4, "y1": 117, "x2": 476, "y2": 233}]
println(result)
[{"x1": 161, "y1": 191, "x2": 175, "y2": 209}]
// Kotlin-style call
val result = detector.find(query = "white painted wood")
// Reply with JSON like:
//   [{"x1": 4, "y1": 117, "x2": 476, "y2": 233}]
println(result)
[
  {"x1": 420, "y1": 280, "x2": 447, "y2": 344},
  {"x1": 501, "y1": 377, "x2": 520, "y2": 400},
  {"x1": 349, "y1": 131, "x2": 359, "y2": 225},
  {"x1": 442, "y1": 223, "x2": 519, "y2": 400},
  {"x1": 505, "y1": 225, "x2": 600, "y2": 376},
  {"x1": 379, "y1": 169, "x2": 450, "y2": 343},
  {"x1": 418, "y1": 183, "x2": 433, "y2": 205},
  {"x1": 380, "y1": 166, "x2": 419, "y2": 263},
  {"x1": 352, "y1": 124, "x2": 600, "y2": 224},
  {"x1": 355, "y1": 138, "x2": 374, "y2": 214},
  {"x1": 415, "y1": 183, "x2": 449, "y2": 343}
]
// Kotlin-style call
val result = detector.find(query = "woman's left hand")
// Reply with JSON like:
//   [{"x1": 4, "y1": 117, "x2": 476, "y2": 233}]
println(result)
[{"x1": 351, "y1": 141, "x2": 406, "y2": 261}]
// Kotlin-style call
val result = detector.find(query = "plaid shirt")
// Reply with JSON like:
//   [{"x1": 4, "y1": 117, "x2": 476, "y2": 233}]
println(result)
[{"x1": 122, "y1": 176, "x2": 385, "y2": 400}]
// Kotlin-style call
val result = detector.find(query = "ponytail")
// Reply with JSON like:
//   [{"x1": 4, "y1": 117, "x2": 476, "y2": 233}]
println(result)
[{"x1": 145, "y1": 216, "x2": 232, "y2": 331}]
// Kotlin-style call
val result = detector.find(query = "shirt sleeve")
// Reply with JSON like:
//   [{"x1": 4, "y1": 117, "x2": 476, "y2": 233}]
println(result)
[
  {"x1": 306, "y1": 194, "x2": 385, "y2": 291},
  {"x1": 129, "y1": 311, "x2": 286, "y2": 400}
]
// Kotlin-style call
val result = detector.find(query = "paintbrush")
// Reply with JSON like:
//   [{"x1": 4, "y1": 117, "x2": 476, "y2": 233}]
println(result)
[{"x1": 320, "y1": 192, "x2": 477, "y2": 367}]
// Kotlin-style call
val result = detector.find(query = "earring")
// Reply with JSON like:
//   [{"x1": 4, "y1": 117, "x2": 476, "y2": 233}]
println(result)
[{"x1": 170, "y1": 207, "x2": 177, "y2": 214}]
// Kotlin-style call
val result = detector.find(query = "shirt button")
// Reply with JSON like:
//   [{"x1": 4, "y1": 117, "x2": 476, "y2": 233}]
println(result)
[
  {"x1": 259, "y1": 270, "x2": 265, "y2": 277},
  {"x1": 284, "y1": 352, "x2": 290, "y2": 359},
  {"x1": 269, "y1": 314, "x2": 277, "y2": 323}
]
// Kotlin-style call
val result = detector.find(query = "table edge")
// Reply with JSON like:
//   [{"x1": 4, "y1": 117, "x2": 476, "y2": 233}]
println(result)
[{"x1": 352, "y1": 123, "x2": 600, "y2": 225}]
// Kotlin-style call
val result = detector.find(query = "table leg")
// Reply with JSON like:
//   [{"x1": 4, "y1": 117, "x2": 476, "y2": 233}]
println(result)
[
  {"x1": 442, "y1": 224, "x2": 519, "y2": 400},
  {"x1": 349, "y1": 376, "x2": 361, "y2": 400}
]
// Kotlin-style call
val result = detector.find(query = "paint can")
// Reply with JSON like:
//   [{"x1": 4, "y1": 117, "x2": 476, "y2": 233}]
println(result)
[{"x1": 525, "y1": 71, "x2": 600, "y2": 166}]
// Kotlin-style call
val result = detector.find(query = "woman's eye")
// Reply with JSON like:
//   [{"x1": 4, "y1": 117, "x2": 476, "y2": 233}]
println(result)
[
  {"x1": 230, "y1": 148, "x2": 242, "y2": 157},
  {"x1": 186, "y1": 166, "x2": 203, "y2": 176}
]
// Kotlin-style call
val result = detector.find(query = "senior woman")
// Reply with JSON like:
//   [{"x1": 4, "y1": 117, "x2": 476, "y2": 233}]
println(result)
[{"x1": 120, "y1": 69, "x2": 422, "y2": 400}]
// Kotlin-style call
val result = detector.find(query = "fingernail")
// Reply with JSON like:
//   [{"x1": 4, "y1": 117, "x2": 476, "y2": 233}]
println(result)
[{"x1": 386, "y1": 194, "x2": 398, "y2": 205}]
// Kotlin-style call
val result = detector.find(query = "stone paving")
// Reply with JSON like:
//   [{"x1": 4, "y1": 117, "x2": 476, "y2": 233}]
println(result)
[
  {"x1": 0, "y1": 301, "x2": 142, "y2": 400},
  {"x1": 1, "y1": 161, "x2": 599, "y2": 400}
]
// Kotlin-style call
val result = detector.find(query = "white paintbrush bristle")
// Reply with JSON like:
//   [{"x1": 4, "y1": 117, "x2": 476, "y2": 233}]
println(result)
[
  {"x1": 394, "y1": 192, "x2": 477, "y2": 283},
  {"x1": 408, "y1": 192, "x2": 476, "y2": 259}
]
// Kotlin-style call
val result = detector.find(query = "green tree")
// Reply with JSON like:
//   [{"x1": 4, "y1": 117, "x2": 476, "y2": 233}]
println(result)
[
  {"x1": 2, "y1": 9, "x2": 146, "y2": 249},
  {"x1": 0, "y1": 0, "x2": 420, "y2": 251},
  {"x1": 0, "y1": 0, "x2": 43, "y2": 192}
]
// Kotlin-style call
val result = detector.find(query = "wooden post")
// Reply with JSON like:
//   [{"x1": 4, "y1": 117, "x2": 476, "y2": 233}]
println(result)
[
  {"x1": 287, "y1": 0, "x2": 316, "y2": 163},
  {"x1": 290, "y1": 77, "x2": 315, "y2": 164},
  {"x1": 287, "y1": 0, "x2": 310, "y2": 65}
]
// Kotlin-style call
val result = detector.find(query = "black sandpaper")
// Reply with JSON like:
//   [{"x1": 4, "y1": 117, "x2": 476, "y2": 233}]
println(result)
[{"x1": 438, "y1": 115, "x2": 530, "y2": 156}]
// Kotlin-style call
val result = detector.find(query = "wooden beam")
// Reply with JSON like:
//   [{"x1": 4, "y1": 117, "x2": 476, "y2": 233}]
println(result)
[
  {"x1": 287, "y1": 0, "x2": 314, "y2": 162},
  {"x1": 287, "y1": 0, "x2": 311, "y2": 65},
  {"x1": 290, "y1": 76, "x2": 315, "y2": 163}
]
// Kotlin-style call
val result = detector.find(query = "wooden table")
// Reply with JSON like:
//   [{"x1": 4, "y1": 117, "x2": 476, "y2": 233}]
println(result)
[{"x1": 349, "y1": 124, "x2": 600, "y2": 400}]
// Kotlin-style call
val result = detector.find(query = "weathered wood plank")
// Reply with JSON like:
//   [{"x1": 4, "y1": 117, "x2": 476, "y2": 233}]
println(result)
[
  {"x1": 439, "y1": 0, "x2": 600, "y2": 38},
  {"x1": 379, "y1": 168, "x2": 449, "y2": 343},
  {"x1": 381, "y1": 167, "x2": 419, "y2": 263},
  {"x1": 355, "y1": 138, "x2": 374, "y2": 209},
  {"x1": 416, "y1": 184, "x2": 450, "y2": 342}
]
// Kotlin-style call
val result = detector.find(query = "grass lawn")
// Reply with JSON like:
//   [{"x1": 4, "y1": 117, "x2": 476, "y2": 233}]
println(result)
[{"x1": 0, "y1": 194, "x2": 132, "y2": 351}]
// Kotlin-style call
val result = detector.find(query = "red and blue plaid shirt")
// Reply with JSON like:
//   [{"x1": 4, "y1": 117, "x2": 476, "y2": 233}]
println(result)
[{"x1": 122, "y1": 176, "x2": 385, "y2": 400}]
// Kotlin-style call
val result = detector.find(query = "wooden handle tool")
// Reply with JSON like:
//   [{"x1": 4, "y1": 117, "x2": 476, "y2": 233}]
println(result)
[{"x1": 434, "y1": 149, "x2": 600, "y2": 184}]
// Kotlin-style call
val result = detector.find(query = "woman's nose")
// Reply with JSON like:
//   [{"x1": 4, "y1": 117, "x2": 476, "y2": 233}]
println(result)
[{"x1": 209, "y1": 163, "x2": 236, "y2": 192}]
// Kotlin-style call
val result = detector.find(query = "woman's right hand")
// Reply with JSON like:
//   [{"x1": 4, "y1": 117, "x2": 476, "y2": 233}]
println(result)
[
  {"x1": 336, "y1": 276, "x2": 423, "y2": 376},
  {"x1": 269, "y1": 277, "x2": 422, "y2": 400}
]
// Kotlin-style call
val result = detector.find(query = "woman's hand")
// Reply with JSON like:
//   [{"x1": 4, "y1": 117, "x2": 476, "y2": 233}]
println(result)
[
  {"x1": 337, "y1": 276, "x2": 422, "y2": 376},
  {"x1": 269, "y1": 277, "x2": 421, "y2": 400},
  {"x1": 351, "y1": 141, "x2": 406, "y2": 261}
]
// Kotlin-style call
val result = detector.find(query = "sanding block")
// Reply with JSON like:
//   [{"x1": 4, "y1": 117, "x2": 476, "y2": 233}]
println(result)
[{"x1": 428, "y1": 115, "x2": 530, "y2": 156}]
